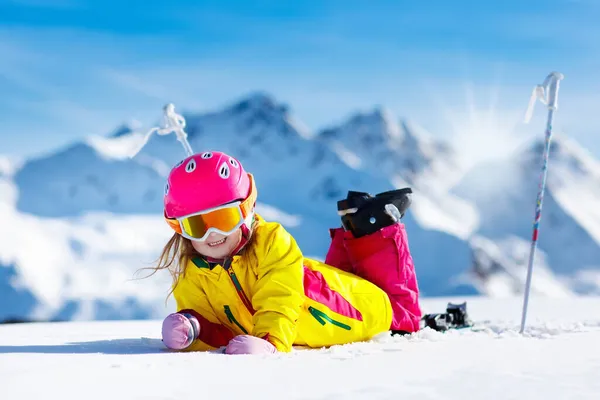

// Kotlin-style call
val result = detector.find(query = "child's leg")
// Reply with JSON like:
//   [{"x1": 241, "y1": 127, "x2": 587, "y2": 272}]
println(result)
[
  {"x1": 324, "y1": 228, "x2": 354, "y2": 273},
  {"x1": 343, "y1": 223, "x2": 421, "y2": 333}
]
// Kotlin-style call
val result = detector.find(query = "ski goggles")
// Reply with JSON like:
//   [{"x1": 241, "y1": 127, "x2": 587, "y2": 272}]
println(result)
[{"x1": 165, "y1": 174, "x2": 257, "y2": 241}]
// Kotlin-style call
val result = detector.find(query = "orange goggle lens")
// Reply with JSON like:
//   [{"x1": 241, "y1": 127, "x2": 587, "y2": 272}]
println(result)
[{"x1": 179, "y1": 205, "x2": 243, "y2": 239}]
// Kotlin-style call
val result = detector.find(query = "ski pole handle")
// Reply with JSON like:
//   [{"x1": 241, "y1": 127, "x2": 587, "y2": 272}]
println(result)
[
  {"x1": 129, "y1": 103, "x2": 195, "y2": 158},
  {"x1": 524, "y1": 72, "x2": 564, "y2": 123}
]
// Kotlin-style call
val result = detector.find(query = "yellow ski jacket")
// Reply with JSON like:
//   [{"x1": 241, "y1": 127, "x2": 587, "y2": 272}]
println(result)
[{"x1": 173, "y1": 216, "x2": 393, "y2": 352}]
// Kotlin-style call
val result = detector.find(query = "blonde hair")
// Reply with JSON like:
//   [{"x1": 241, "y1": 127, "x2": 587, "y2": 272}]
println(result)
[{"x1": 138, "y1": 232, "x2": 197, "y2": 299}]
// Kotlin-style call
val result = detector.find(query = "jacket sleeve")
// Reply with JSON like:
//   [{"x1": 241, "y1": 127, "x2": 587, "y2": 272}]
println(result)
[
  {"x1": 173, "y1": 275, "x2": 235, "y2": 352},
  {"x1": 251, "y1": 224, "x2": 305, "y2": 352}
]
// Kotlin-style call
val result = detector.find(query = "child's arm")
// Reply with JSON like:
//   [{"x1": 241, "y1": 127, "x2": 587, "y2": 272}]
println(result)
[
  {"x1": 172, "y1": 281, "x2": 235, "y2": 352},
  {"x1": 251, "y1": 224, "x2": 305, "y2": 352}
]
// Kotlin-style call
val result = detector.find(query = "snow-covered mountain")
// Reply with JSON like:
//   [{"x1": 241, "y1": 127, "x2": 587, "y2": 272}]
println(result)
[
  {"x1": 453, "y1": 135, "x2": 600, "y2": 294},
  {"x1": 2, "y1": 91, "x2": 600, "y2": 323},
  {"x1": 318, "y1": 108, "x2": 458, "y2": 187},
  {"x1": 13, "y1": 94, "x2": 396, "y2": 248},
  {"x1": 14, "y1": 136, "x2": 168, "y2": 217},
  {"x1": 469, "y1": 235, "x2": 574, "y2": 297},
  {"x1": 12, "y1": 94, "x2": 483, "y2": 295},
  {"x1": 317, "y1": 109, "x2": 479, "y2": 239}
]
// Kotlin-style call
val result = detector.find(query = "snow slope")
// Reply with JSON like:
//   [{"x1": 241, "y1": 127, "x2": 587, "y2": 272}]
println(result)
[{"x1": 1, "y1": 296, "x2": 599, "y2": 400}]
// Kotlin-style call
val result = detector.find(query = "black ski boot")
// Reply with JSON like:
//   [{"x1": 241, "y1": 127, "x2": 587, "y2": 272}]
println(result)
[{"x1": 337, "y1": 188, "x2": 412, "y2": 238}]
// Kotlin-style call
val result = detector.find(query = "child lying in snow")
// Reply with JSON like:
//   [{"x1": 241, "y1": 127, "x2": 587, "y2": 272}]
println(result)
[{"x1": 151, "y1": 150, "x2": 421, "y2": 354}]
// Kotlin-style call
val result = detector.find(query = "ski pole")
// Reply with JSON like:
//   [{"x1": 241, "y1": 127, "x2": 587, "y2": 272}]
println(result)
[
  {"x1": 129, "y1": 103, "x2": 194, "y2": 158},
  {"x1": 519, "y1": 71, "x2": 564, "y2": 334}
]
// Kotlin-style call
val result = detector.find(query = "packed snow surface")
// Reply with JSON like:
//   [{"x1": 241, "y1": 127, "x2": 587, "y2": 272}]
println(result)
[{"x1": 1, "y1": 296, "x2": 599, "y2": 400}]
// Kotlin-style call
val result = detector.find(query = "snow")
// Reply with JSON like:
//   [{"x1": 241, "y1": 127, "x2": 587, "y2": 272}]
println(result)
[
  {"x1": 13, "y1": 142, "x2": 167, "y2": 216},
  {"x1": 408, "y1": 186, "x2": 479, "y2": 239},
  {"x1": 469, "y1": 235, "x2": 574, "y2": 297},
  {"x1": 0, "y1": 202, "x2": 174, "y2": 322},
  {"x1": 86, "y1": 132, "x2": 148, "y2": 161},
  {"x1": 546, "y1": 136, "x2": 600, "y2": 244},
  {"x1": 329, "y1": 140, "x2": 363, "y2": 169},
  {"x1": 1, "y1": 296, "x2": 599, "y2": 400}
]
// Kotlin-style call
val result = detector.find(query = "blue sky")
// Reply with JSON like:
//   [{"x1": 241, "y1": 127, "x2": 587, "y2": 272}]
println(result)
[{"x1": 1, "y1": 0, "x2": 599, "y2": 161}]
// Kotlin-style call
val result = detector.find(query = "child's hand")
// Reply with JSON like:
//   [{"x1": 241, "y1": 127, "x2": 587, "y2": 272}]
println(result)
[
  {"x1": 225, "y1": 335, "x2": 277, "y2": 355},
  {"x1": 161, "y1": 312, "x2": 200, "y2": 350}
]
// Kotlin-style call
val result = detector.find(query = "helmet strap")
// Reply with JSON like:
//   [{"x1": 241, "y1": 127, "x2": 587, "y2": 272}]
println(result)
[{"x1": 231, "y1": 211, "x2": 255, "y2": 256}]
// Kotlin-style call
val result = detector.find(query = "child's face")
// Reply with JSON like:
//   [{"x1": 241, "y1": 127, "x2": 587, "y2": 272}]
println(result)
[{"x1": 191, "y1": 228, "x2": 243, "y2": 259}]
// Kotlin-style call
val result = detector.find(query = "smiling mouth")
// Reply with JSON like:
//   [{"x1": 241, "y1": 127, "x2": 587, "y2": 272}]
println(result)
[{"x1": 208, "y1": 237, "x2": 227, "y2": 247}]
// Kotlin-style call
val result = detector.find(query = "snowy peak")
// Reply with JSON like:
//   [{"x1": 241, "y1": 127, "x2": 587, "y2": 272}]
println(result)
[
  {"x1": 13, "y1": 141, "x2": 167, "y2": 217},
  {"x1": 109, "y1": 121, "x2": 143, "y2": 138},
  {"x1": 320, "y1": 107, "x2": 402, "y2": 150},
  {"x1": 166, "y1": 92, "x2": 313, "y2": 160},
  {"x1": 315, "y1": 107, "x2": 476, "y2": 238},
  {"x1": 225, "y1": 91, "x2": 290, "y2": 118},
  {"x1": 12, "y1": 92, "x2": 393, "y2": 222},
  {"x1": 520, "y1": 134, "x2": 600, "y2": 182},
  {"x1": 318, "y1": 108, "x2": 459, "y2": 187},
  {"x1": 220, "y1": 91, "x2": 294, "y2": 135},
  {"x1": 400, "y1": 120, "x2": 453, "y2": 160}
]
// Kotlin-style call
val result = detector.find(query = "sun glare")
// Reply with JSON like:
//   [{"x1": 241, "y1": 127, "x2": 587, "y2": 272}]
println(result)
[{"x1": 429, "y1": 81, "x2": 535, "y2": 171}]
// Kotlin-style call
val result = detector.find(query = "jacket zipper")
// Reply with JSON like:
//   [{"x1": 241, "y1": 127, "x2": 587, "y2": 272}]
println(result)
[
  {"x1": 308, "y1": 306, "x2": 351, "y2": 330},
  {"x1": 223, "y1": 258, "x2": 256, "y2": 315},
  {"x1": 224, "y1": 305, "x2": 249, "y2": 334}
]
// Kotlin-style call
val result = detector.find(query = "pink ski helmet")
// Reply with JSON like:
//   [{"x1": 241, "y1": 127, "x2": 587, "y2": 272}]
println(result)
[{"x1": 163, "y1": 151, "x2": 257, "y2": 233}]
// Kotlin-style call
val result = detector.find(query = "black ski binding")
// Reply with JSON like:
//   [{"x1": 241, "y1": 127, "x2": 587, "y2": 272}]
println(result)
[
  {"x1": 337, "y1": 188, "x2": 412, "y2": 238},
  {"x1": 421, "y1": 302, "x2": 473, "y2": 332}
]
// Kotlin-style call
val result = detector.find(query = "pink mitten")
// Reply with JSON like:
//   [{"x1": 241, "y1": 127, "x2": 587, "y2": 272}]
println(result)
[
  {"x1": 161, "y1": 312, "x2": 200, "y2": 350},
  {"x1": 225, "y1": 335, "x2": 277, "y2": 355}
]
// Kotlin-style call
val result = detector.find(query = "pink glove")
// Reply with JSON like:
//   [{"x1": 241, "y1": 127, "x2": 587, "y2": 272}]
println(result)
[
  {"x1": 225, "y1": 335, "x2": 277, "y2": 355},
  {"x1": 161, "y1": 312, "x2": 200, "y2": 350}
]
